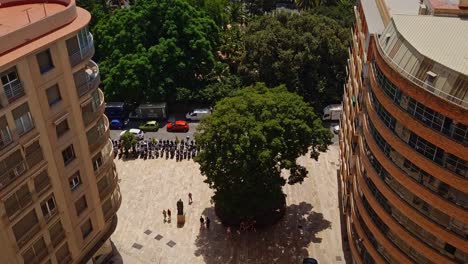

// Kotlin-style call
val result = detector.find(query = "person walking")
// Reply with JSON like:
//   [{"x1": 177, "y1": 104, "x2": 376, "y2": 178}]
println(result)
[
  {"x1": 199, "y1": 216, "x2": 205, "y2": 227},
  {"x1": 206, "y1": 217, "x2": 211, "y2": 229},
  {"x1": 167, "y1": 209, "x2": 171, "y2": 220},
  {"x1": 162, "y1": 210, "x2": 167, "y2": 222},
  {"x1": 188, "y1": 193, "x2": 193, "y2": 204}
]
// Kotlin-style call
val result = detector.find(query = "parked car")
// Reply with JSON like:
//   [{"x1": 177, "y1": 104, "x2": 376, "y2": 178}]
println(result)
[
  {"x1": 109, "y1": 119, "x2": 125, "y2": 130},
  {"x1": 120, "y1": 128, "x2": 145, "y2": 140},
  {"x1": 333, "y1": 125, "x2": 340, "y2": 134},
  {"x1": 138, "y1": 120, "x2": 159, "y2": 131},
  {"x1": 303, "y1": 258, "x2": 318, "y2": 264},
  {"x1": 166, "y1": 120, "x2": 189, "y2": 132},
  {"x1": 186, "y1": 108, "x2": 211, "y2": 121},
  {"x1": 110, "y1": 119, "x2": 129, "y2": 129}
]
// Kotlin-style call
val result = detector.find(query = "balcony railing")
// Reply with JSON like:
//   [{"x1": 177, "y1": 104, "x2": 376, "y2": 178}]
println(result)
[
  {"x1": 104, "y1": 187, "x2": 121, "y2": 222},
  {"x1": 82, "y1": 89, "x2": 104, "y2": 127},
  {"x1": 87, "y1": 117, "x2": 109, "y2": 154},
  {"x1": 3, "y1": 80, "x2": 25, "y2": 103},
  {"x1": 76, "y1": 60, "x2": 100, "y2": 97},
  {"x1": 375, "y1": 39, "x2": 467, "y2": 109},
  {"x1": 26, "y1": 149, "x2": 44, "y2": 170},
  {"x1": 0, "y1": 160, "x2": 27, "y2": 191},
  {"x1": 69, "y1": 33, "x2": 94, "y2": 67},
  {"x1": 16, "y1": 223, "x2": 40, "y2": 248},
  {"x1": 0, "y1": 128, "x2": 13, "y2": 150}
]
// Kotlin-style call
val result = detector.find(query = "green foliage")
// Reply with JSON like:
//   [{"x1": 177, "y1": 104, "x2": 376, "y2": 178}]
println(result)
[
  {"x1": 189, "y1": 0, "x2": 229, "y2": 28},
  {"x1": 307, "y1": 0, "x2": 354, "y2": 27},
  {"x1": 76, "y1": 0, "x2": 110, "y2": 29},
  {"x1": 94, "y1": 0, "x2": 220, "y2": 103},
  {"x1": 295, "y1": 0, "x2": 323, "y2": 10},
  {"x1": 195, "y1": 83, "x2": 332, "y2": 222},
  {"x1": 244, "y1": 0, "x2": 278, "y2": 15},
  {"x1": 238, "y1": 11, "x2": 349, "y2": 109},
  {"x1": 121, "y1": 132, "x2": 138, "y2": 151}
]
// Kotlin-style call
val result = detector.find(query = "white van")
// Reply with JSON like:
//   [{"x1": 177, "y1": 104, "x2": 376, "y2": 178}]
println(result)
[{"x1": 186, "y1": 108, "x2": 211, "y2": 121}]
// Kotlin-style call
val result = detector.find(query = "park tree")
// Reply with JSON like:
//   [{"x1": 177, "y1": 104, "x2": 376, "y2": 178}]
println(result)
[
  {"x1": 238, "y1": 11, "x2": 349, "y2": 109},
  {"x1": 93, "y1": 0, "x2": 219, "y2": 103},
  {"x1": 294, "y1": 0, "x2": 322, "y2": 10},
  {"x1": 194, "y1": 83, "x2": 332, "y2": 226},
  {"x1": 120, "y1": 132, "x2": 137, "y2": 154}
]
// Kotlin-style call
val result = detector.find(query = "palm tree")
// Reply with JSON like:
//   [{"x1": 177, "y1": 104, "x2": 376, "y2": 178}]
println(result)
[
  {"x1": 294, "y1": 0, "x2": 322, "y2": 10},
  {"x1": 227, "y1": 1, "x2": 247, "y2": 25}
]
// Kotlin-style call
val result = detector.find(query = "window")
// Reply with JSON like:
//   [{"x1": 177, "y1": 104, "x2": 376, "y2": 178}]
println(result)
[
  {"x1": 0, "y1": 116, "x2": 12, "y2": 148},
  {"x1": 1, "y1": 67, "x2": 24, "y2": 101},
  {"x1": 80, "y1": 218, "x2": 93, "y2": 239},
  {"x1": 46, "y1": 85, "x2": 61, "y2": 106},
  {"x1": 21, "y1": 237, "x2": 47, "y2": 263},
  {"x1": 25, "y1": 140, "x2": 43, "y2": 169},
  {"x1": 12, "y1": 103, "x2": 34, "y2": 135},
  {"x1": 40, "y1": 195, "x2": 57, "y2": 220},
  {"x1": 4, "y1": 184, "x2": 32, "y2": 219},
  {"x1": 444, "y1": 243, "x2": 456, "y2": 255},
  {"x1": 34, "y1": 170, "x2": 50, "y2": 194},
  {"x1": 75, "y1": 195, "x2": 87, "y2": 216},
  {"x1": 56, "y1": 119, "x2": 69, "y2": 138},
  {"x1": 37, "y1": 49, "x2": 54, "y2": 74},
  {"x1": 49, "y1": 220, "x2": 65, "y2": 247},
  {"x1": 69, "y1": 171, "x2": 81, "y2": 191},
  {"x1": 92, "y1": 152, "x2": 103, "y2": 171},
  {"x1": 12, "y1": 209, "x2": 39, "y2": 246},
  {"x1": 55, "y1": 243, "x2": 71, "y2": 264},
  {"x1": 62, "y1": 145, "x2": 76, "y2": 166}
]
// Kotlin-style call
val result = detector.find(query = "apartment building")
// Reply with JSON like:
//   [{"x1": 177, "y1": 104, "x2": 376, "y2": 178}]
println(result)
[
  {"x1": 0, "y1": 1, "x2": 120, "y2": 263},
  {"x1": 340, "y1": 0, "x2": 467, "y2": 263}
]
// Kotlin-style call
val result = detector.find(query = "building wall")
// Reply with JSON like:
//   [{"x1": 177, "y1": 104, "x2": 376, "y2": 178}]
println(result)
[
  {"x1": 0, "y1": 2, "x2": 120, "y2": 264},
  {"x1": 340, "y1": 2, "x2": 468, "y2": 264}
]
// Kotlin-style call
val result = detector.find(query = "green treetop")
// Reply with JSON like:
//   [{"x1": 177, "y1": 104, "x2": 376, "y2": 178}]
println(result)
[{"x1": 194, "y1": 83, "x2": 332, "y2": 225}]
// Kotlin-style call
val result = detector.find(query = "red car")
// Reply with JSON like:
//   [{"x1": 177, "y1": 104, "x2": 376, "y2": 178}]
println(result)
[{"x1": 166, "y1": 120, "x2": 189, "y2": 132}]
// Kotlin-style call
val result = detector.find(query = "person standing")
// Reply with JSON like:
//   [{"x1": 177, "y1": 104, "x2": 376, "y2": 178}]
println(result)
[
  {"x1": 188, "y1": 193, "x2": 193, "y2": 204},
  {"x1": 162, "y1": 210, "x2": 167, "y2": 222},
  {"x1": 206, "y1": 217, "x2": 211, "y2": 229},
  {"x1": 200, "y1": 216, "x2": 204, "y2": 227},
  {"x1": 167, "y1": 209, "x2": 171, "y2": 220}
]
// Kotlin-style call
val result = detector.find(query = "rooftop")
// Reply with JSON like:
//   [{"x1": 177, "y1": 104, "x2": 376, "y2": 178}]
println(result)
[
  {"x1": 384, "y1": 0, "x2": 420, "y2": 15},
  {"x1": 392, "y1": 14, "x2": 468, "y2": 76},
  {"x1": 0, "y1": 2, "x2": 66, "y2": 37}
]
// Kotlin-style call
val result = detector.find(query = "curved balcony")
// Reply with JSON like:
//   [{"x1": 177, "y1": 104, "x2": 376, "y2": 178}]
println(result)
[
  {"x1": 350, "y1": 182, "x2": 412, "y2": 263},
  {"x1": 82, "y1": 88, "x2": 105, "y2": 128},
  {"x1": 74, "y1": 60, "x2": 100, "y2": 98},
  {"x1": 103, "y1": 186, "x2": 121, "y2": 222},
  {"x1": 373, "y1": 37, "x2": 467, "y2": 110},
  {"x1": 364, "y1": 91, "x2": 467, "y2": 190},
  {"x1": 370, "y1": 65, "x2": 467, "y2": 156},
  {"x1": 356, "y1": 147, "x2": 466, "y2": 261},
  {"x1": 87, "y1": 115, "x2": 109, "y2": 155},
  {"x1": 69, "y1": 32, "x2": 95, "y2": 67},
  {"x1": 98, "y1": 168, "x2": 119, "y2": 201}
]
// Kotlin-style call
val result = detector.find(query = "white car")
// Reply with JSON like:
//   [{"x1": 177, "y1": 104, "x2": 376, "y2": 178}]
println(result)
[
  {"x1": 120, "y1": 128, "x2": 144, "y2": 140},
  {"x1": 186, "y1": 108, "x2": 211, "y2": 121},
  {"x1": 332, "y1": 125, "x2": 340, "y2": 134}
]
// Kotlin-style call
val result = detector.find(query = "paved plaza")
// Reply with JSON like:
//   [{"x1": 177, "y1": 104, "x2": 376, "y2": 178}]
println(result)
[{"x1": 109, "y1": 141, "x2": 346, "y2": 264}]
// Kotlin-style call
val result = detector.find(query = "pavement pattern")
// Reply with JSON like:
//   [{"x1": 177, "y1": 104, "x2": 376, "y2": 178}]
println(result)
[{"x1": 110, "y1": 142, "x2": 345, "y2": 264}]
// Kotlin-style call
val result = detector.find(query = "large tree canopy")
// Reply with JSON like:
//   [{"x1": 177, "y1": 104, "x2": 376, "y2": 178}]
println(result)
[
  {"x1": 195, "y1": 83, "x2": 332, "y2": 225},
  {"x1": 238, "y1": 11, "x2": 349, "y2": 109},
  {"x1": 93, "y1": 0, "x2": 219, "y2": 103}
]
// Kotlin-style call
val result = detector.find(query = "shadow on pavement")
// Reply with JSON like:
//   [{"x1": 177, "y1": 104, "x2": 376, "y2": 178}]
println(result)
[{"x1": 194, "y1": 202, "x2": 331, "y2": 263}]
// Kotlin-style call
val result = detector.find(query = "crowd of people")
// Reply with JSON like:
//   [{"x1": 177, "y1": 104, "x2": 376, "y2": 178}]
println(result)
[{"x1": 112, "y1": 137, "x2": 200, "y2": 161}]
